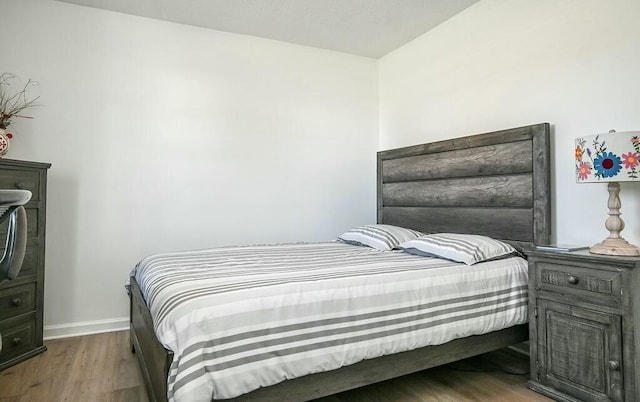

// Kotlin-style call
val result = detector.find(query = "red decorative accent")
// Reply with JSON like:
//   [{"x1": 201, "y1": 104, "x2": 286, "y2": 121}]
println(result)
[
  {"x1": 5, "y1": 133, "x2": 12, "y2": 139},
  {"x1": 603, "y1": 158, "x2": 614, "y2": 169}
]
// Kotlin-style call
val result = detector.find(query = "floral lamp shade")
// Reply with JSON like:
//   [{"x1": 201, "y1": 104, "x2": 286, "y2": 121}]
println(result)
[
  {"x1": 575, "y1": 129, "x2": 640, "y2": 256},
  {"x1": 575, "y1": 131, "x2": 640, "y2": 182}
]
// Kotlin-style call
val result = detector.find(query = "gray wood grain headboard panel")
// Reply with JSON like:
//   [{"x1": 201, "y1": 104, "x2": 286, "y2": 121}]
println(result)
[{"x1": 377, "y1": 123, "x2": 551, "y2": 246}]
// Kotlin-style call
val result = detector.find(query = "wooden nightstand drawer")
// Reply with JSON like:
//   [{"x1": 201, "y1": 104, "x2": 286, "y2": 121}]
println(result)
[
  {"x1": 0, "y1": 170, "x2": 40, "y2": 201},
  {"x1": 0, "y1": 314, "x2": 37, "y2": 363},
  {"x1": 535, "y1": 261, "x2": 622, "y2": 305},
  {"x1": 0, "y1": 283, "x2": 36, "y2": 321}
]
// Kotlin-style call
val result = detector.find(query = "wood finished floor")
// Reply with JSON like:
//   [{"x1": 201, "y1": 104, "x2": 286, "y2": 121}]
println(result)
[{"x1": 0, "y1": 331, "x2": 552, "y2": 402}]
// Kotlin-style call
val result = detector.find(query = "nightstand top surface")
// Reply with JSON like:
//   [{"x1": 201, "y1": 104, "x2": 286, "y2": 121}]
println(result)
[{"x1": 527, "y1": 247, "x2": 640, "y2": 266}]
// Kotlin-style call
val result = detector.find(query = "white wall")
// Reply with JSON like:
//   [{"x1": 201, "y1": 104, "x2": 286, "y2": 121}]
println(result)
[
  {"x1": 379, "y1": 0, "x2": 640, "y2": 247},
  {"x1": 2, "y1": 0, "x2": 378, "y2": 336}
]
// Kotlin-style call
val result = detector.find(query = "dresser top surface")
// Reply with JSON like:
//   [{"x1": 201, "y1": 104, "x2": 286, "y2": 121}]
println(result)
[{"x1": 0, "y1": 159, "x2": 51, "y2": 169}]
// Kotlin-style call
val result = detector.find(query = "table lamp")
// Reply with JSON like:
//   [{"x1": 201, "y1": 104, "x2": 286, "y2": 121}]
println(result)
[{"x1": 576, "y1": 129, "x2": 640, "y2": 256}]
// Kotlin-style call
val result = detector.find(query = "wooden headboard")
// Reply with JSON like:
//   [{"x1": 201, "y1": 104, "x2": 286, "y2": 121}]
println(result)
[{"x1": 377, "y1": 123, "x2": 551, "y2": 246}]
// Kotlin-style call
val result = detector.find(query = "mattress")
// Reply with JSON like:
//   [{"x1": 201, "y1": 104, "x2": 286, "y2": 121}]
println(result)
[{"x1": 132, "y1": 241, "x2": 528, "y2": 401}]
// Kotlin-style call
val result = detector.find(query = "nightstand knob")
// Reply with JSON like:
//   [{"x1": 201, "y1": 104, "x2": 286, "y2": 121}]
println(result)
[
  {"x1": 567, "y1": 275, "x2": 579, "y2": 284},
  {"x1": 609, "y1": 360, "x2": 620, "y2": 370},
  {"x1": 10, "y1": 298, "x2": 21, "y2": 306},
  {"x1": 14, "y1": 182, "x2": 25, "y2": 190},
  {"x1": 12, "y1": 337, "x2": 22, "y2": 346}
]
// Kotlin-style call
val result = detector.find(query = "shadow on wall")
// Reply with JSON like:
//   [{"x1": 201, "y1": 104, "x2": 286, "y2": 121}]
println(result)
[{"x1": 43, "y1": 173, "x2": 79, "y2": 327}]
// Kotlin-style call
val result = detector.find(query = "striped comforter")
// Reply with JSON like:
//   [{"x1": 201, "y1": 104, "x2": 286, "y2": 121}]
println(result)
[{"x1": 133, "y1": 241, "x2": 528, "y2": 401}]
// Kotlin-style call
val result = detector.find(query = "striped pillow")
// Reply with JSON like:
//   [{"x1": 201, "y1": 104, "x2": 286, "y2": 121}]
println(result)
[
  {"x1": 398, "y1": 233, "x2": 516, "y2": 265},
  {"x1": 339, "y1": 224, "x2": 423, "y2": 251}
]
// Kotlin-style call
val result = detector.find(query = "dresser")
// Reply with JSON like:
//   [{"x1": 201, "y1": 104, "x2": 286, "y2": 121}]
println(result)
[
  {"x1": 527, "y1": 249, "x2": 640, "y2": 402},
  {"x1": 0, "y1": 159, "x2": 50, "y2": 370}
]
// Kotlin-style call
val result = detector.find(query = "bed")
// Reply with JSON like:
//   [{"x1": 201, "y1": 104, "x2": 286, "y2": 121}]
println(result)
[{"x1": 129, "y1": 122, "x2": 551, "y2": 402}]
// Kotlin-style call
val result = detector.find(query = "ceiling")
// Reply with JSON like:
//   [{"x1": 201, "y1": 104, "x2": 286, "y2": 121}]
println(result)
[{"x1": 53, "y1": 0, "x2": 479, "y2": 58}]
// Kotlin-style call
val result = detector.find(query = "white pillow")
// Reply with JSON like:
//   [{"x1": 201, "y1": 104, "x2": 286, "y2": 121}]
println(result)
[
  {"x1": 398, "y1": 233, "x2": 516, "y2": 265},
  {"x1": 339, "y1": 224, "x2": 423, "y2": 251}
]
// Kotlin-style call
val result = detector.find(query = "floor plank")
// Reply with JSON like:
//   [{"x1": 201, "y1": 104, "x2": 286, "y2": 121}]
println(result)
[{"x1": 0, "y1": 331, "x2": 551, "y2": 402}]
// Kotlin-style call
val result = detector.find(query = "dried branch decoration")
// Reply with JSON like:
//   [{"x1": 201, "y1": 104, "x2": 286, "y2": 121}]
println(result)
[{"x1": 0, "y1": 73, "x2": 40, "y2": 129}]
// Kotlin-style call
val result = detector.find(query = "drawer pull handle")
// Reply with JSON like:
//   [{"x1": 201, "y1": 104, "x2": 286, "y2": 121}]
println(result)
[
  {"x1": 14, "y1": 182, "x2": 25, "y2": 189},
  {"x1": 609, "y1": 360, "x2": 620, "y2": 370},
  {"x1": 567, "y1": 275, "x2": 579, "y2": 284},
  {"x1": 12, "y1": 337, "x2": 22, "y2": 346},
  {"x1": 10, "y1": 298, "x2": 21, "y2": 306}
]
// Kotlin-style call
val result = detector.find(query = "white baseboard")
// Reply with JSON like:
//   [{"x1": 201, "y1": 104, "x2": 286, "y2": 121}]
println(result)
[{"x1": 44, "y1": 317, "x2": 129, "y2": 340}]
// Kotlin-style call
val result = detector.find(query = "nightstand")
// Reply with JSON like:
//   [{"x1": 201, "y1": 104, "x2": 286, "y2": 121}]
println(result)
[{"x1": 526, "y1": 249, "x2": 640, "y2": 401}]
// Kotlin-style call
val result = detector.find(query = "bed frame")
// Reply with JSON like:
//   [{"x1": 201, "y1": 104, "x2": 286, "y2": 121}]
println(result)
[{"x1": 130, "y1": 122, "x2": 551, "y2": 401}]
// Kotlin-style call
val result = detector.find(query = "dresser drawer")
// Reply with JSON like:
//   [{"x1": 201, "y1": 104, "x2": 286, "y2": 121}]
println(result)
[
  {"x1": 0, "y1": 314, "x2": 37, "y2": 363},
  {"x1": 0, "y1": 169, "x2": 40, "y2": 201},
  {"x1": 0, "y1": 207, "x2": 38, "y2": 241},
  {"x1": 0, "y1": 245, "x2": 39, "y2": 286},
  {"x1": 0, "y1": 283, "x2": 36, "y2": 321},
  {"x1": 534, "y1": 261, "x2": 622, "y2": 305}
]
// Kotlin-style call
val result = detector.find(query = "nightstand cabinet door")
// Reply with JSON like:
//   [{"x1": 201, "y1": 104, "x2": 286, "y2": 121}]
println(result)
[{"x1": 537, "y1": 299, "x2": 623, "y2": 402}]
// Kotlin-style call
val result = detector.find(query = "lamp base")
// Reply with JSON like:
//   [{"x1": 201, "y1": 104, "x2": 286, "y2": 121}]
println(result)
[
  {"x1": 589, "y1": 181, "x2": 640, "y2": 256},
  {"x1": 590, "y1": 237, "x2": 640, "y2": 256}
]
